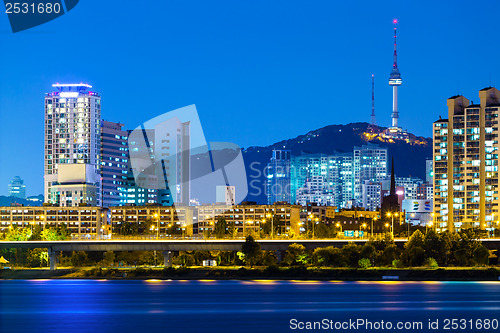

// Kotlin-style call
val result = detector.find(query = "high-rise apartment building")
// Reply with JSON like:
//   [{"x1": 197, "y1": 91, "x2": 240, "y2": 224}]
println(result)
[
  {"x1": 433, "y1": 87, "x2": 500, "y2": 232},
  {"x1": 8, "y1": 176, "x2": 26, "y2": 199},
  {"x1": 101, "y1": 121, "x2": 129, "y2": 207},
  {"x1": 291, "y1": 153, "x2": 354, "y2": 208},
  {"x1": 425, "y1": 159, "x2": 433, "y2": 183},
  {"x1": 296, "y1": 175, "x2": 334, "y2": 206},
  {"x1": 353, "y1": 144, "x2": 388, "y2": 205},
  {"x1": 395, "y1": 176, "x2": 424, "y2": 200},
  {"x1": 126, "y1": 129, "x2": 159, "y2": 205},
  {"x1": 267, "y1": 150, "x2": 291, "y2": 204},
  {"x1": 216, "y1": 185, "x2": 236, "y2": 205},
  {"x1": 127, "y1": 118, "x2": 190, "y2": 206},
  {"x1": 361, "y1": 180, "x2": 381, "y2": 211},
  {"x1": 44, "y1": 83, "x2": 101, "y2": 206}
]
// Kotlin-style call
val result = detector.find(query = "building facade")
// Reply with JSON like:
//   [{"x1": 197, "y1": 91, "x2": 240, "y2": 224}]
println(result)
[
  {"x1": 8, "y1": 176, "x2": 26, "y2": 199},
  {"x1": 353, "y1": 144, "x2": 388, "y2": 206},
  {"x1": 196, "y1": 203, "x2": 301, "y2": 237},
  {"x1": 0, "y1": 206, "x2": 105, "y2": 238},
  {"x1": 110, "y1": 205, "x2": 194, "y2": 237},
  {"x1": 127, "y1": 118, "x2": 190, "y2": 206},
  {"x1": 266, "y1": 150, "x2": 291, "y2": 204},
  {"x1": 361, "y1": 180, "x2": 382, "y2": 211},
  {"x1": 101, "y1": 121, "x2": 129, "y2": 207},
  {"x1": 44, "y1": 83, "x2": 101, "y2": 206},
  {"x1": 216, "y1": 185, "x2": 236, "y2": 205},
  {"x1": 395, "y1": 176, "x2": 424, "y2": 200},
  {"x1": 433, "y1": 87, "x2": 500, "y2": 232},
  {"x1": 291, "y1": 153, "x2": 354, "y2": 209}
]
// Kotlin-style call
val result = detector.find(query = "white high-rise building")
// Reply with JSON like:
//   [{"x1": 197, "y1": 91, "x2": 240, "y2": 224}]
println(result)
[
  {"x1": 216, "y1": 185, "x2": 235, "y2": 205},
  {"x1": 291, "y1": 153, "x2": 354, "y2": 209},
  {"x1": 361, "y1": 180, "x2": 382, "y2": 211},
  {"x1": 353, "y1": 144, "x2": 388, "y2": 205},
  {"x1": 44, "y1": 83, "x2": 101, "y2": 206}
]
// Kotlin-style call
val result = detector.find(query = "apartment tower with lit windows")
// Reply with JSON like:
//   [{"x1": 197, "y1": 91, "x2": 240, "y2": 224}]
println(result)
[
  {"x1": 44, "y1": 83, "x2": 101, "y2": 206},
  {"x1": 433, "y1": 87, "x2": 500, "y2": 232}
]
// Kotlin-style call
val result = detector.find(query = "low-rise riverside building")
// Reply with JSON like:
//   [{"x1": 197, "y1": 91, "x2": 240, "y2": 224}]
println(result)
[
  {"x1": 109, "y1": 205, "x2": 194, "y2": 237},
  {"x1": 0, "y1": 205, "x2": 105, "y2": 238}
]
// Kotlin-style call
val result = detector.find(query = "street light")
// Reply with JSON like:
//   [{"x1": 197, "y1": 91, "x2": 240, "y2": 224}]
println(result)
[
  {"x1": 386, "y1": 212, "x2": 395, "y2": 237},
  {"x1": 361, "y1": 223, "x2": 367, "y2": 238},
  {"x1": 40, "y1": 214, "x2": 45, "y2": 230},
  {"x1": 308, "y1": 213, "x2": 314, "y2": 239},
  {"x1": 336, "y1": 222, "x2": 343, "y2": 237},
  {"x1": 154, "y1": 213, "x2": 159, "y2": 239},
  {"x1": 409, "y1": 213, "x2": 415, "y2": 238},
  {"x1": 372, "y1": 217, "x2": 377, "y2": 238},
  {"x1": 430, "y1": 212, "x2": 435, "y2": 233},
  {"x1": 427, "y1": 221, "x2": 433, "y2": 233},
  {"x1": 266, "y1": 213, "x2": 273, "y2": 240},
  {"x1": 314, "y1": 217, "x2": 319, "y2": 239}
]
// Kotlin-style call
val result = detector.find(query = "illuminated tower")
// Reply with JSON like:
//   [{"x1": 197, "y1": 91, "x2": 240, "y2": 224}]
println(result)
[
  {"x1": 44, "y1": 83, "x2": 101, "y2": 206},
  {"x1": 388, "y1": 19, "x2": 402, "y2": 129}
]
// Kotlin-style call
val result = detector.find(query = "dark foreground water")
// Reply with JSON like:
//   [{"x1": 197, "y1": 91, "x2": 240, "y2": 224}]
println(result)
[{"x1": 1, "y1": 280, "x2": 500, "y2": 333}]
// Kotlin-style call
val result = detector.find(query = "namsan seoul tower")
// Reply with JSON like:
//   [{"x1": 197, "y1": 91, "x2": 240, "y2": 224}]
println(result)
[{"x1": 388, "y1": 19, "x2": 402, "y2": 129}]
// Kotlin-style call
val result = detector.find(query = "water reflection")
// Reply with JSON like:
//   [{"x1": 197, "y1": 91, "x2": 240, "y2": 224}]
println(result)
[{"x1": 1, "y1": 280, "x2": 499, "y2": 333}]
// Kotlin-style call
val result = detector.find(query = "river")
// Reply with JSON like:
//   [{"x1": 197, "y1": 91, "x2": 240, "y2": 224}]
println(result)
[{"x1": 1, "y1": 280, "x2": 500, "y2": 332}]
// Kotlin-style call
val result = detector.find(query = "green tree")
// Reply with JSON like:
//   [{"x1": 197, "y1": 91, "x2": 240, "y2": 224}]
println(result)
[
  {"x1": 358, "y1": 258, "x2": 371, "y2": 269},
  {"x1": 41, "y1": 225, "x2": 69, "y2": 241},
  {"x1": 283, "y1": 243, "x2": 309, "y2": 266},
  {"x1": 227, "y1": 221, "x2": 236, "y2": 239},
  {"x1": 5, "y1": 226, "x2": 31, "y2": 241},
  {"x1": 241, "y1": 236, "x2": 261, "y2": 267},
  {"x1": 70, "y1": 251, "x2": 89, "y2": 267},
  {"x1": 453, "y1": 229, "x2": 482, "y2": 266},
  {"x1": 360, "y1": 243, "x2": 376, "y2": 263},
  {"x1": 101, "y1": 251, "x2": 116, "y2": 266},
  {"x1": 473, "y1": 245, "x2": 490, "y2": 266},
  {"x1": 26, "y1": 248, "x2": 49, "y2": 267},
  {"x1": 341, "y1": 243, "x2": 362, "y2": 268},
  {"x1": 213, "y1": 217, "x2": 228, "y2": 239},
  {"x1": 402, "y1": 230, "x2": 426, "y2": 266},
  {"x1": 312, "y1": 246, "x2": 347, "y2": 267},
  {"x1": 29, "y1": 225, "x2": 42, "y2": 241}
]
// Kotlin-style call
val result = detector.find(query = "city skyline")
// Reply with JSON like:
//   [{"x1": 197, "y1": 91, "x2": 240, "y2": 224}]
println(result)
[{"x1": 2, "y1": 0, "x2": 500, "y2": 196}]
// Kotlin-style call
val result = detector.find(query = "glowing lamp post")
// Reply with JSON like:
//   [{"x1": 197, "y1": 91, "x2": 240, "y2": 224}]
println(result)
[
  {"x1": 361, "y1": 223, "x2": 367, "y2": 238},
  {"x1": 386, "y1": 212, "x2": 397, "y2": 237},
  {"x1": 154, "y1": 213, "x2": 159, "y2": 239},
  {"x1": 371, "y1": 217, "x2": 377, "y2": 238},
  {"x1": 336, "y1": 223, "x2": 343, "y2": 237},
  {"x1": 430, "y1": 212, "x2": 435, "y2": 233},
  {"x1": 266, "y1": 213, "x2": 273, "y2": 239}
]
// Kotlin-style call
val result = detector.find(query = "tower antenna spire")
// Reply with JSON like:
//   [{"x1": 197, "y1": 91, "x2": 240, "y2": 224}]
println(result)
[
  {"x1": 368, "y1": 74, "x2": 377, "y2": 132},
  {"x1": 393, "y1": 19, "x2": 398, "y2": 70}
]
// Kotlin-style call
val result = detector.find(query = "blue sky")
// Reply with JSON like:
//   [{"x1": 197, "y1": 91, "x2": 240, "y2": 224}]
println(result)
[{"x1": 1, "y1": 0, "x2": 499, "y2": 196}]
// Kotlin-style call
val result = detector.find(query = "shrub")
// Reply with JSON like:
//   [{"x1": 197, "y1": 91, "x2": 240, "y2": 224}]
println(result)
[
  {"x1": 392, "y1": 259, "x2": 403, "y2": 268},
  {"x1": 358, "y1": 258, "x2": 371, "y2": 269},
  {"x1": 424, "y1": 257, "x2": 439, "y2": 268},
  {"x1": 473, "y1": 246, "x2": 490, "y2": 266}
]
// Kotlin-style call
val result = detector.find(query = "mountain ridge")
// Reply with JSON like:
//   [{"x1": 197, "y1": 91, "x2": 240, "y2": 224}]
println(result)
[{"x1": 241, "y1": 122, "x2": 432, "y2": 203}]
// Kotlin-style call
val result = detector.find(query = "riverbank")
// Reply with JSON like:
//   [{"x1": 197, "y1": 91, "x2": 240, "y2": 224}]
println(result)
[{"x1": 1, "y1": 266, "x2": 500, "y2": 281}]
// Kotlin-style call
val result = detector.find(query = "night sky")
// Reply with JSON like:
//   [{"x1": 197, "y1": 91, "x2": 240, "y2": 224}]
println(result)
[{"x1": 1, "y1": 0, "x2": 499, "y2": 196}]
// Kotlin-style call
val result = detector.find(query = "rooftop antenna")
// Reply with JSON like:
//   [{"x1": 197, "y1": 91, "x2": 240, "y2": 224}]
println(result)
[{"x1": 368, "y1": 74, "x2": 377, "y2": 132}]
